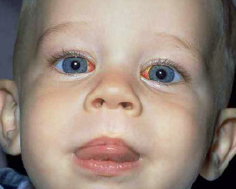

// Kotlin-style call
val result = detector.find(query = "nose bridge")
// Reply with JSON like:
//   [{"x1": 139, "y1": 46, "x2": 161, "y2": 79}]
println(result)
[{"x1": 84, "y1": 71, "x2": 142, "y2": 117}]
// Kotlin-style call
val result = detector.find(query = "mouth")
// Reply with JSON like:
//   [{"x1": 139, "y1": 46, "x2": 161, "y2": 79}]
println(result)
[{"x1": 74, "y1": 136, "x2": 141, "y2": 177}]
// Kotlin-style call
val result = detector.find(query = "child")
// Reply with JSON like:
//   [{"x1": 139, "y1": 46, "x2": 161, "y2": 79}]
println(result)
[{"x1": 0, "y1": 0, "x2": 236, "y2": 188}]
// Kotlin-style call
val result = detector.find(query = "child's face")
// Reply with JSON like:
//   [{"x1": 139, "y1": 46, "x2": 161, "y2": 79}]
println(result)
[{"x1": 19, "y1": 0, "x2": 220, "y2": 188}]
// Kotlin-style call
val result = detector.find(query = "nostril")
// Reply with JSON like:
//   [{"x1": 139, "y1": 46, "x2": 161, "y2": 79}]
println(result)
[
  {"x1": 92, "y1": 98, "x2": 105, "y2": 108},
  {"x1": 91, "y1": 98, "x2": 133, "y2": 110},
  {"x1": 120, "y1": 102, "x2": 133, "y2": 110}
]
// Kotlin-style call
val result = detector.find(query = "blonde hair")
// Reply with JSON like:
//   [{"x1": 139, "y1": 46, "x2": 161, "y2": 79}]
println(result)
[{"x1": 13, "y1": 0, "x2": 37, "y2": 87}]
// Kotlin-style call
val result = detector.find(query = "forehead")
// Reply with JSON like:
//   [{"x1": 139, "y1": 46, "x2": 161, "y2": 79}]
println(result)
[{"x1": 35, "y1": 0, "x2": 220, "y2": 67}]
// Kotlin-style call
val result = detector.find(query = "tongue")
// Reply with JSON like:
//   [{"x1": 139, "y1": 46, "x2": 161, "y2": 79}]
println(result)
[{"x1": 76, "y1": 145, "x2": 139, "y2": 163}]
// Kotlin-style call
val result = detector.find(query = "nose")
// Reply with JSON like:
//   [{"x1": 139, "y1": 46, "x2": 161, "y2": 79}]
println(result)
[{"x1": 84, "y1": 73, "x2": 142, "y2": 117}]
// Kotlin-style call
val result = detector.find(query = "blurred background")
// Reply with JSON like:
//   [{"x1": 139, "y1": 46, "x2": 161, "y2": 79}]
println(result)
[{"x1": 0, "y1": 0, "x2": 236, "y2": 188}]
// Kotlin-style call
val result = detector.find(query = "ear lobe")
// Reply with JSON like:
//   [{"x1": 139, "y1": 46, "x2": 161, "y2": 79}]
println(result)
[
  {"x1": 200, "y1": 108, "x2": 236, "y2": 181},
  {"x1": 0, "y1": 79, "x2": 21, "y2": 155}
]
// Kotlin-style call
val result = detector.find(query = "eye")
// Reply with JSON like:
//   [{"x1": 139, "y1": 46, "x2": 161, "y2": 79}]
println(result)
[
  {"x1": 141, "y1": 65, "x2": 183, "y2": 84},
  {"x1": 54, "y1": 57, "x2": 95, "y2": 74}
]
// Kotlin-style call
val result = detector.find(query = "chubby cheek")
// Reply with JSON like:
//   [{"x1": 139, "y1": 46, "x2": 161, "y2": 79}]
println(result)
[
  {"x1": 142, "y1": 93, "x2": 213, "y2": 187},
  {"x1": 20, "y1": 85, "x2": 86, "y2": 188}
]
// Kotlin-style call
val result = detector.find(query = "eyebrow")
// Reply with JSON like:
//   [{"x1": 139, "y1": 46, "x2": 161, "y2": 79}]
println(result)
[
  {"x1": 36, "y1": 21, "x2": 205, "y2": 64},
  {"x1": 36, "y1": 21, "x2": 97, "y2": 53},
  {"x1": 151, "y1": 32, "x2": 205, "y2": 63}
]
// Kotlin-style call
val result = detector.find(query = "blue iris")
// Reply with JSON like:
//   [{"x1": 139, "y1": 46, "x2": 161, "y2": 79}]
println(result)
[
  {"x1": 149, "y1": 65, "x2": 175, "y2": 83},
  {"x1": 55, "y1": 57, "x2": 88, "y2": 74}
]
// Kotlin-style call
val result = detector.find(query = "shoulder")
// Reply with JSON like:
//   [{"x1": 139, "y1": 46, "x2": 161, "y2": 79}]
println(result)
[{"x1": 0, "y1": 168, "x2": 34, "y2": 189}]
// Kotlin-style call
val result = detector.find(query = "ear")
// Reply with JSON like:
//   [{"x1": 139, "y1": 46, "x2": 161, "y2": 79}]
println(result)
[
  {"x1": 0, "y1": 79, "x2": 21, "y2": 155},
  {"x1": 200, "y1": 108, "x2": 236, "y2": 181}
]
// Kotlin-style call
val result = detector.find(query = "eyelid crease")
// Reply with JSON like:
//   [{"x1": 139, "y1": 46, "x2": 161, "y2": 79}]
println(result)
[{"x1": 46, "y1": 49, "x2": 96, "y2": 65}]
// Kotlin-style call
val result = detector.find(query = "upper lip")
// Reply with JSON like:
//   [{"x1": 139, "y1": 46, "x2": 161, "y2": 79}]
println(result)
[{"x1": 78, "y1": 136, "x2": 139, "y2": 155}]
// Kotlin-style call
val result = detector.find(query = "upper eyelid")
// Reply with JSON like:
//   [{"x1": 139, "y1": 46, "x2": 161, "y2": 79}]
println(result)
[
  {"x1": 140, "y1": 59, "x2": 175, "y2": 72},
  {"x1": 46, "y1": 49, "x2": 96, "y2": 65}
]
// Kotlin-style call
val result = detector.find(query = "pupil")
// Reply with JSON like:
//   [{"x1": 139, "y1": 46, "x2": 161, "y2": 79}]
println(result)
[
  {"x1": 156, "y1": 69, "x2": 167, "y2": 80},
  {"x1": 71, "y1": 61, "x2": 80, "y2": 70}
]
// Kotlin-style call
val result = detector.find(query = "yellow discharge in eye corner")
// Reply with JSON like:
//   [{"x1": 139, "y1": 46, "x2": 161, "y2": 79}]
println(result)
[{"x1": 140, "y1": 66, "x2": 152, "y2": 80}]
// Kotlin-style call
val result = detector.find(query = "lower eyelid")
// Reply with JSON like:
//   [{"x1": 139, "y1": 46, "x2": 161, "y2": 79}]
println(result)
[
  {"x1": 53, "y1": 70, "x2": 94, "y2": 81},
  {"x1": 140, "y1": 77, "x2": 163, "y2": 89},
  {"x1": 140, "y1": 73, "x2": 184, "y2": 88}
]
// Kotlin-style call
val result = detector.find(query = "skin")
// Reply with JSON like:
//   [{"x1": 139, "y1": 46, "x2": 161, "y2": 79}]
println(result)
[{"x1": 1, "y1": 0, "x2": 236, "y2": 189}]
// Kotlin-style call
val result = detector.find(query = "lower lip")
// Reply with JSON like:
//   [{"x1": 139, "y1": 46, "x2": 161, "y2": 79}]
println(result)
[{"x1": 73, "y1": 155, "x2": 140, "y2": 176}]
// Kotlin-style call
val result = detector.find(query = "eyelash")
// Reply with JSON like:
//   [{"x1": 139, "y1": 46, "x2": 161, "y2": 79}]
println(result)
[
  {"x1": 46, "y1": 49, "x2": 191, "y2": 85},
  {"x1": 140, "y1": 58, "x2": 191, "y2": 86},
  {"x1": 47, "y1": 49, "x2": 94, "y2": 65}
]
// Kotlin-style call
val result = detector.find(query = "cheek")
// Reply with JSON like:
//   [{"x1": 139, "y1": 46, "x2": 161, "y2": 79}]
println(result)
[
  {"x1": 142, "y1": 93, "x2": 213, "y2": 185},
  {"x1": 20, "y1": 85, "x2": 88, "y2": 186},
  {"x1": 21, "y1": 90, "x2": 69, "y2": 147}
]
